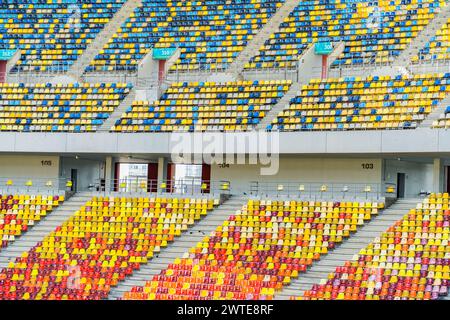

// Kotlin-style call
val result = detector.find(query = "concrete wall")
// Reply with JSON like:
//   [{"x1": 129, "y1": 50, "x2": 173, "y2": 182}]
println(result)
[
  {"x1": 211, "y1": 157, "x2": 382, "y2": 194},
  {"x1": 0, "y1": 153, "x2": 439, "y2": 198},
  {"x1": 0, "y1": 155, "x2": 59, "y2": 179},
  {"x1": 2, "y1": 129, "x2": 450, "y2": 155},
  {"x1": 383, "y1": 159, "x2": 433, "y2": 197}
]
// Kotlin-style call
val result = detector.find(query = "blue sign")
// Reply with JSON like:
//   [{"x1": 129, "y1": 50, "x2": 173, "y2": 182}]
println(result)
[
  {"x1": 0, "y1": 50, "x2": 17, "y2": 61},
  {"x1": 314, "y1": 42, "x2": 333, "y2": 55},
  {"x1": 153, "y1": 48, "x2": 177, "y2": 60}
]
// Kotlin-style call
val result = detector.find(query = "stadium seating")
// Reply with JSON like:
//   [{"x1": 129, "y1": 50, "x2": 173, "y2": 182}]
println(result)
[
  {"x1": 268, "y1": 73, "x2": 450, "y2": 131},
  {"x1": 123, "y1": 199, "x2": 384, "y2": 300},
  {"x1": 87, "y1": 0, "x2": 285, "y2": 73},
  {"x1": 296, "y1": 193, "x2": 449, "y2": 300},
  {"x1": 0, "y1": 0, "x2": 126, "y2": 73},
  {"x1": 113, "y1": 80, "x2": 291, "y2": 132},
  {"x1": 0, "y1": 196, "x2": 218, "y2": 300},
  {"x1": 0, "y1": 82, "x2": 132, "y2": 132},
  {"x1": 245, "y1": 0, "x2": 445, "y2": 70},
  {"x1": 414, "y1": 18, "x2": 450, "y2": 63},
  {"x1": 432, "y1": 105, "x2": 450, "y2": 128},
  {"x1": 1, "y1": 194, "x2": 64, "y2": 250}
]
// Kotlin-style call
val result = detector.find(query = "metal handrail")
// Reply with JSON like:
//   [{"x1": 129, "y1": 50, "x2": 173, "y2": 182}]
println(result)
[
  {"x1": 0, "y1": 177, "x2": 71, "y2": 194},
  {"x1": 0, "y1": 176, "x2": 401, "y2": 200},
  {"x1": 248, "y1": 181, "x2": 387, "y2": 200},
  {"x1": 91, "y1": 178, "x2": 231, "y2": 196}
]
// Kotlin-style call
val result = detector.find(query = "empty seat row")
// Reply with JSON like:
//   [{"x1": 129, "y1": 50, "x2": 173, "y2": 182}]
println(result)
[
  {"x1": 0, "y1": 196, "x2": 219, "y2": 300},
  {"x1": 432, "y1": 105, "x2": 450, "y2": 128},
  {"x1": 245, "y1": 0, "x2": 445, "y2": 70},
  {"x1": 296, "y1": 193, "x2": 449, "y2": 300},
  {"x1": 268, "y1": 73, "x2": 450, "y2": 131},
  {"x1": 414, "y1": 17, "x2": 450, "y2": 63},
  {"x1": 87, "y1": 0, "x2": 285, "y2": 73},
  {"x1": 0, "y1": 82, "x2": 132, "y2": 132},
  {"x1": 113, "y1": 80, "x2": 291, "y2": 132},
  {"x1": 1, "y1": 194, "x2": 64, "y2": 249},
  {"x1": 123, "y1": 199, "x2": 384, "y2": 300},
  {"x1": 1, "y1": 0, "x2": 126, "y2": 72}
]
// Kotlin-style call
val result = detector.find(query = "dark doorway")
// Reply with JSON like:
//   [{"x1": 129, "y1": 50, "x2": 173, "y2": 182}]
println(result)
[
  {"x1": 446, "y1": 166, "x2": 450, "y2": 193},
  {"x1": 201, "y1": 164, "x2": 211, "y2": 193},
  {"x1": 70, "y1": 169, "x2": 78, "y2": 192},
  {"x1": 397, "y1": 173, "x2": 405, "y2": 198},
  {"x1": 147, "y1": 163, "x2": 158, "y2": 192}
]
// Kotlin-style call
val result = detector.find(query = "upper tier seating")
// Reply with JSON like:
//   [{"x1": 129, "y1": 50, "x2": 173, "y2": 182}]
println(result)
[
  {"x1": 123, "y1": 199, "x2": 384, "y2": 300},
  {"x1": 1, "y1": 194, "x2": 63, "y2": 250},
  {"x1": 0, "y1": 82, "x2": 132, "y2": 132},
  {"x1": 245, "y1": 0, "x2": 445, "y2": 70},
  {"x1": 268, "y1": 73, "x2": 450, "y2": 131},
  {"x1": 432, "y1": 105, "x2": 450, "y2": 128},
  {"x1": 87, "y1": 0, "x2": 285, "y2": 73},
  {"x1": 0, "y1": 196, "x2": 218, "y2": 300},
  {"x1": 414, "y1": 18, "x2": 450, "y2": 63},
  {"x1": 0, "y1": 0, "x2": 126, "y2": 72},
  {"x1": 296, "y1": 194, "x2": 449, "y2": 300},
  {"x1": 113, "y1": 80, "x2": 291, "y2": 132}
]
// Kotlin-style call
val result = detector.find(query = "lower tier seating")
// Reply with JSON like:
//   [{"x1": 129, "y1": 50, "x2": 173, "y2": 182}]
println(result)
[
  {"x1": 295, "y1": 194, "x2": 449, "y2": 300},
  {"x1": 123, "y1": 199, "x2": 384, "y2": 300},
  {"x1": 1, "y1": 194, "x2": 64, "y2": 250},
  {"x1": 0, "y1": 196, "x2": 218, "y2": 300}
]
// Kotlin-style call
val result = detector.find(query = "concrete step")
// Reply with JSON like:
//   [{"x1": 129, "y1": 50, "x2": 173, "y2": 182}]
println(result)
[
  {"x1": 419, "y1": 94, "x2": 450, "y2": 128},
  {"x1": 98, "y1": 89, "x2": 136, "y2": 132},
  {"x1": 256, "y1": 82, "x2": 301, "y2": 130},
  {"x1": 67, "y1": 0, "x2": 142, "y2": 79},
  {"x1": 227, "y1": 0, "x2": 299, "y2": 76},
  {"x1": 394, "y1": 2, "x2": 450, "y2": 66}
]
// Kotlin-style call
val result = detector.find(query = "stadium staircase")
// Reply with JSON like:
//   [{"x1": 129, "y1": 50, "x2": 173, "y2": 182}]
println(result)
[
  {"x1": 223, "y1": 0, "x2": 301, "y2": 77},
  {"x1": 107, "y1": 195, "x2": 248, "y2": 300},
  {"x1": 418, "y1": 93, "x2": 450, "y2": 128},
  {"x1": 392, "y1": 2, "x2": 450, "y2": 68},
  {"x1": 256, "y1": 82, "x2": 302, "y2": 130},
  {"x1": 274, "y1": 198, "x2": 421, "y2": 300},
  {"x1": 66, "y1": 0, "x2": 143, "y2": 80},
  {"x1": 0, "y1": 193, "x2": 92, "y2": 270},
  {"x1": 97, "y1": 88, "x2": 137, "y2": 132}
]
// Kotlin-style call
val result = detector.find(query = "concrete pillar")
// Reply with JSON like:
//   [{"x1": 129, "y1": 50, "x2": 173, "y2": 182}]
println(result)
[
  {"x1": 105, "y1": 156, "x2": 113, "y2": 192},
  {"x1": 157, "y1": 157, "x2": 168, "y2": 186},
  {"x1": 432, "y1": 158, "x2": 444, "y2": 193}
]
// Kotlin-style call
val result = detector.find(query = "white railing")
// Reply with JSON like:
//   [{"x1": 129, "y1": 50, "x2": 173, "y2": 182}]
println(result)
[
  {"x1": 242, "y1": 66, "x2": 300, "y2": 82},
  {"x1": 408, "y1": 59, "x2": 450, "y2": 74},
  {"x1": 10, "y1": 61, "x2": 73, "y2": 74},
  {"x1": 249, "y1": 181, "x2": 391, "y2": 200},
  {"x1": 92, "y1": 178, "x2": 231, "y2": 197},
  {"x1": 0, "y1": 177, "x2": 70, "y2": 194},
  {"x1": 80, "y1": 72, "x2": 138, "y2": 85},
  {"x1": 269, "y1": 123, "x2": 421, "y2": 131},
  {"x1": 6, "y1": 72, "x2": 63, "y2": 84}
]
